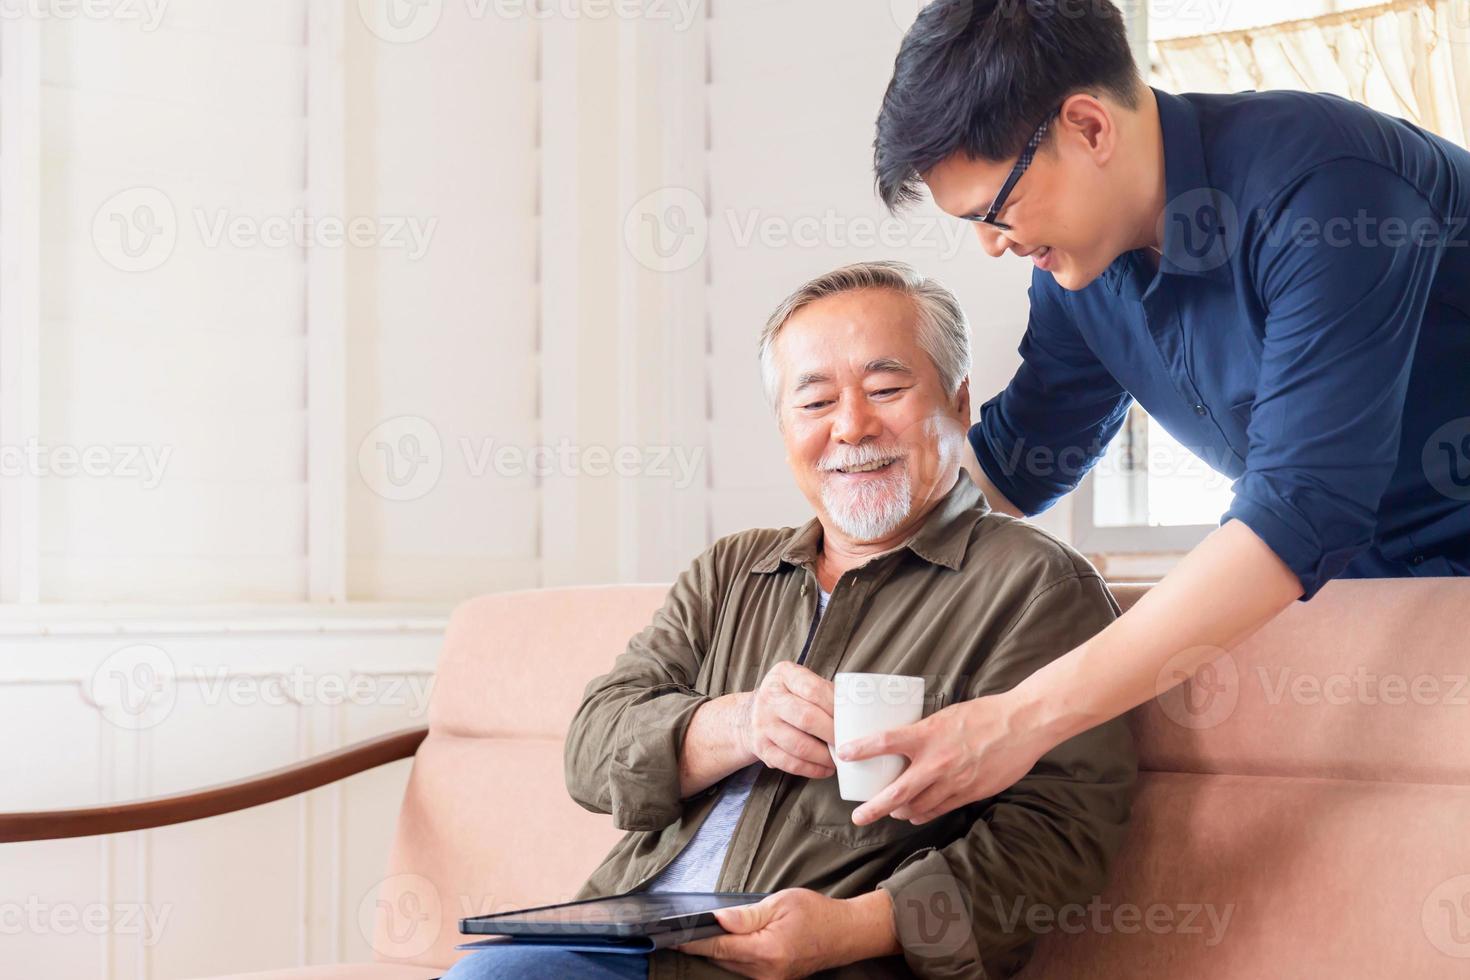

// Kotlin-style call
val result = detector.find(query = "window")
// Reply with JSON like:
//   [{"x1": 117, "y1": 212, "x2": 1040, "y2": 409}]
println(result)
[{"x1": 1075, "y1": 405, "x2": 1233, "y2": 555}]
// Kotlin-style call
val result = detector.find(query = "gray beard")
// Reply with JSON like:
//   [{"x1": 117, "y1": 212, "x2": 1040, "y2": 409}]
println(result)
[{"x1": 819, "y1": 464, "x2": 913, "y2": 542}]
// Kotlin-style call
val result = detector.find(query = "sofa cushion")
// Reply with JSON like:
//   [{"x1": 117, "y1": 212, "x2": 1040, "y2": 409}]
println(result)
[
  {"x1": 430, "y1": 585, "x2": 671, "y2": 739},
  {"x1": 1019, "y1": 770, "x2": 1470, "y2": 977}
]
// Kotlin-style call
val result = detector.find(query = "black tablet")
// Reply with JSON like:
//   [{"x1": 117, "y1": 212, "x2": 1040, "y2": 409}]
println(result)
[{"x1": 459, "y1": 891, "x2": 768, "y2": 939}]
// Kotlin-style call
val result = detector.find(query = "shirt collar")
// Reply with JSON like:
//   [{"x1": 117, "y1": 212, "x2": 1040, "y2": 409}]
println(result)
[
  {"x1": 749, "y1": 469, "x2": 990, "y2": 575},
  {"x1": 1104, "y1": 88, "x2": 1234, "y2": 291}
]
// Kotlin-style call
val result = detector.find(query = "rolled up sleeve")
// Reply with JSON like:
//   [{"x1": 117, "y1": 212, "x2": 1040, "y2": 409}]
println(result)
[
  {"x1": 970, "y1": 273, "x2": 1134, "y2": 516},
  {"x1": 878, "y1": 571, "x2": 1137, "y2": 978},
  {"x1": 563, "y1": 544, "x2": 720, "y2": 831},
  {"x1": 1226, "y1": 159, "x2": 1441, "y2": 599}
]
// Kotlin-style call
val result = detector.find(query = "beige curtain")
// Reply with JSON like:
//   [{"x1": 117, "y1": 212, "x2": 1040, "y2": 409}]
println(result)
[{"x1": 1150, "y1": 0, "x2": 1470, "y2": 144}]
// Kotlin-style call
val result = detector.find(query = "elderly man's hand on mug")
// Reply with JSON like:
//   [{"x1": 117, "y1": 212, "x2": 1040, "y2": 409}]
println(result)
[{"x1": 737, "y1": 661, "x2": 836, "y2": 780}]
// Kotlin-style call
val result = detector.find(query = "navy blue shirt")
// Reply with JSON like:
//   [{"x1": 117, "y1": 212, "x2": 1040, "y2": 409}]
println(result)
[{"x1": 971, "y1": 88, "x2": 1470, "y2": 599}]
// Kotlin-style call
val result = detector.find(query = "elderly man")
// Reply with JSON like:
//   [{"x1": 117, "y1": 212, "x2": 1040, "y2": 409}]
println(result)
[{"x1": 442, "y1": 261, "x2": 1136, "y2": 980}]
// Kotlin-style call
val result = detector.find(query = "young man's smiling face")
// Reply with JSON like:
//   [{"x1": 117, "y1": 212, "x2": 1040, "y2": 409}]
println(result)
[
  {"x1": 772, "y1": 286, "x2": 970, "y2": 548},
  {"x1": 923, "y1": 94, "x2": 1144, "y2": 291}
]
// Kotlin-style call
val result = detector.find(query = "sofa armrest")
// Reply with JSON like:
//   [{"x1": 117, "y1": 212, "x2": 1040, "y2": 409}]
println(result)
[{"x1": 0, "y1": 725, "x2": 429, "y2": 844}]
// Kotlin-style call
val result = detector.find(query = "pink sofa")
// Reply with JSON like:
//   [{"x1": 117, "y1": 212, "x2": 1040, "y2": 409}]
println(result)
[{"x1": 7, "y1": 579, "x2": 1468, "y2": 978}]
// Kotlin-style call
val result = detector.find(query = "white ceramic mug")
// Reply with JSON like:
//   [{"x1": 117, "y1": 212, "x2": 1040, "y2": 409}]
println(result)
[{"x1": 830, "y1": 672, "x2": 925, "y2": 802}]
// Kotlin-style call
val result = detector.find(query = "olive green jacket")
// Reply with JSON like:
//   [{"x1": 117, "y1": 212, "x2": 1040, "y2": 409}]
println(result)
[{"x1": 564, "y1": 471, "x2": 1137, "y2": 979}]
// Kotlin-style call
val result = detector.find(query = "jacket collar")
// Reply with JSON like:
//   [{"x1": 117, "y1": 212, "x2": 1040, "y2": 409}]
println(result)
[
  {"x1": 1105, "y1": 88, "x2": 1234, "y2": 291},
  {"x1": 749, "y1": 469, "x2": 989, "y2": 575}
]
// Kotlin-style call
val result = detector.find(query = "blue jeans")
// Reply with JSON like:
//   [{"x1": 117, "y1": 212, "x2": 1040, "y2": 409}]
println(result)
[{"x1": 439, "y1": 945, "x2": 649, "y2": 980}]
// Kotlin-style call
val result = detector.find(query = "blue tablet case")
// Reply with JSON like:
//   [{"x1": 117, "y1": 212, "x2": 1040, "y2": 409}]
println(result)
[
  {"x1": 456, "y1": 891, "x2": 765, "y2": 955},
  {"x1": 455, "y1": 920, "x2": 726, "y2": 954}
]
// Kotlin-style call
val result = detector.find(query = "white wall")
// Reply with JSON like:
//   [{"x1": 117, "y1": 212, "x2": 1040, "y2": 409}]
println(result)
[
  {"x1": 38, "y1": 4, "x2": 311, "y2": 603},
  {"x1": 5, "y1": 0, "x2": 1044, "y2": 610},
  {"x1": 702, "y1": 0, "x2": 1034, "y2": 537},
  {"x1": 344, "y1": 2, "x2": 544, "y2": 601}
]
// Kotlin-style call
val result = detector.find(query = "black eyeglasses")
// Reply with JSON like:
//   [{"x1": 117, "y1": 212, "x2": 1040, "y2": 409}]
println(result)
[{"x1": 961, "y1": 108, "x2": 1060, "y2": 231}]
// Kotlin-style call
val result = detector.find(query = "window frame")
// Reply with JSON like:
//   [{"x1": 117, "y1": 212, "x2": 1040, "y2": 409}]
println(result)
[{"x1": 1069, "y1": 402, "x2": 1221, "y2": 556}]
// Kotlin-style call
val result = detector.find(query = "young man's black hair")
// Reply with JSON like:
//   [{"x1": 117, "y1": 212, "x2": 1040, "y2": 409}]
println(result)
[{"x1": 875, "y1": 0, "x2": 1140, "y2": 210}]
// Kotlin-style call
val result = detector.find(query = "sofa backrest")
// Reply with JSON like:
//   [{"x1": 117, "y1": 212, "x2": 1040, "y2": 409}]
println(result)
[
  {"x1": 371, "y1": 578, "x2": 1470, "y2": 977},
  {"x1": 1019, "y1": 578, "x2": 1470, "y2": 978}
]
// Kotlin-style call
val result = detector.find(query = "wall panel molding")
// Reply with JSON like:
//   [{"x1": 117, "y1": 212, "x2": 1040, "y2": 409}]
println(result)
[
  {"x1": 0, "y1": 17, "x2": 43, "y2": 603},
  {"x1": 0, "y1": 624, "x2": 443, "y2": 979}
]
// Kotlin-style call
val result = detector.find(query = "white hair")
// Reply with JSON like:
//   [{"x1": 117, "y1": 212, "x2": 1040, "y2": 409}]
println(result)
[{"x1": 757, "y1": 260, "x2": 971, "y2": 416}]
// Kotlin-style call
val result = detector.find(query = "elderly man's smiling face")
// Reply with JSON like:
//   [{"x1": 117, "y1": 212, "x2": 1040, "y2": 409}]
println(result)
[{"x1": 772, "y1": 287, "x2": 971, "y2": 549}]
